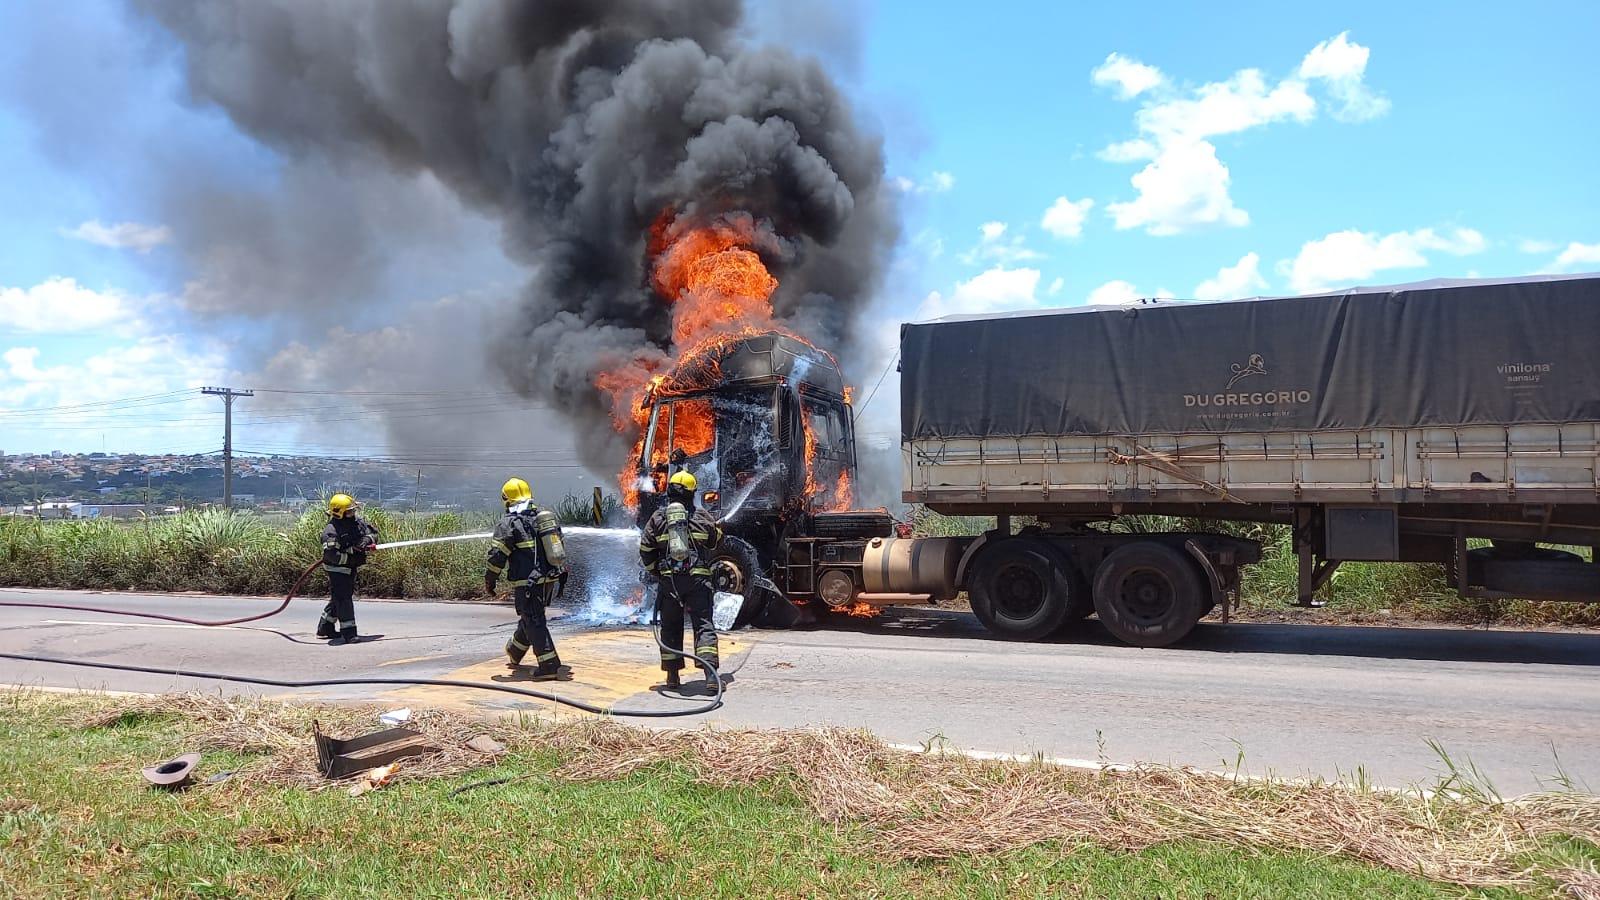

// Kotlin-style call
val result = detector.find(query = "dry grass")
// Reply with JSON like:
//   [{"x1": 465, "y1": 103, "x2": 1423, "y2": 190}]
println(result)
[
  {"x1": 71, "y1": 693, "x2": 511, "y2": 788},
  {"x1": 1560, "y1": 867, "x2": 1600, "y2": 900},
  {"x1": 62, "y1": 693, "x2": 1600, "y2": 895}
]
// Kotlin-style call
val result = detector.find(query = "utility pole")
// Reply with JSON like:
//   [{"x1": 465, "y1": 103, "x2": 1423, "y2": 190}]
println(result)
[{"x1": 202, "y1": 387, "x2": 253, "y2": 509}]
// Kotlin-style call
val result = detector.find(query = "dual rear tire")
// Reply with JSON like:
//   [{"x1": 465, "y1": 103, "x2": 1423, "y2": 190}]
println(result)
[{"x1": 969, "y1": 538, "x2": 1207, "y2": 647}]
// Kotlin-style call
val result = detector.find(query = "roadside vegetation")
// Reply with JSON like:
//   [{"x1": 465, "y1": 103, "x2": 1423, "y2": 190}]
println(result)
[
  {"x1": 2, "y1": 504, "x2": 1595, "y2": 627},
  {"x1": 0, "y1": 494, "x2": 619, "y2": 602},
  {"x1": 912, "y1": 509, "x2": 1600, "y2": 628},
  {"x1": 3, "y1": 690, "x2": 1596, "y2": 898}
]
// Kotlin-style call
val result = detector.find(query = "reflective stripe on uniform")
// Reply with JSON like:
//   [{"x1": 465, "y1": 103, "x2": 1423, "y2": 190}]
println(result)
[
  {"x1": 318, "y1": 611, "x2": 335, "y2": 623},
  {"x1": 508, "y1": 637, "x2": 529, "y2": 651},
  {"x1": 338, "y1": 620, "x2": 356, "y2": 630},
  {"x1": 536, "y1": 651, "x2": 559, "y2": 663},
  {"x1": 690, "y1": 567, "x2": 712, "y2": 577},
  {"x1": 324, "y1": 565, "x2": 352, "y2": 575},
  {"x1": 689, "y1": 532, "x2": 710, "y2": 541},
  {"x1": 515, "y1": 540, "x2": 537, "y2": 549},
  {"x1": 490, "y1": 540, "x2": 510, "y2": 555},
  {"x1": 487, "y1": 563, "x2": 504, "y2": 575}
]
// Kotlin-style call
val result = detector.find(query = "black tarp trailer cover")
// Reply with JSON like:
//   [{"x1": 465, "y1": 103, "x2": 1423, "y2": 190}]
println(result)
[{"x1": 900, "y1": 274, "x2": 1600, "y2": 440}]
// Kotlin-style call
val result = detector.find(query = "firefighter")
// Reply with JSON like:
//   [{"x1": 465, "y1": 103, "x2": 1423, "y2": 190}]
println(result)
[
  {"x1": 639, "y1": 470, "x2": 722, "y2": 691},
  {"x1": 486, "y1": 477, "x2": 569, "y2": 678},
  {"x1": 317, "y1": 493, "x2": 378, "y2": 645}
]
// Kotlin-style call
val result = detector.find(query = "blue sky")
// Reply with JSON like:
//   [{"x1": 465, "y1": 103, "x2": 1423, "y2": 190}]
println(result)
[{"x1": 2, "y1": 0, "x2": 1597, "y2": 457}]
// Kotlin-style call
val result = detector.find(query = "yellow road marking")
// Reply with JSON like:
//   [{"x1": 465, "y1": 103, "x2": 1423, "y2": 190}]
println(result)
[
  {"x1": 376, "y1": 654, "x2": 447, "y2": 667},
  {"x1": 385, "y1": 630, "x2": 745, "y2": 717}
]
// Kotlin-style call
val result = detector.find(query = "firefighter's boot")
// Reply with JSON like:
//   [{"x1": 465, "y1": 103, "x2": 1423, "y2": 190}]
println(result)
[{"x1": 531, "y1": 654, "x2": 562, "y2": 680}]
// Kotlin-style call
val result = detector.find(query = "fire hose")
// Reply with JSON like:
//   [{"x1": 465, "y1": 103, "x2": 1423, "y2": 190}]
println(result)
[{"x1": 0, "y1": 532, "x2": 723, "y2": 718}]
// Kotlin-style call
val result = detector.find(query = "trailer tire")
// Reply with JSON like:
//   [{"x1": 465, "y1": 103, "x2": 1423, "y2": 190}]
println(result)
[
  {"x1": 969, "y1": 539, "x2": 1074, "y2": 641},
  {"x1": 1034, "y1": 543, "x2": 1094, "y2": 627},
  {"x1": 1092, "y1": 542, "x2": 1205, "y2": 648}
]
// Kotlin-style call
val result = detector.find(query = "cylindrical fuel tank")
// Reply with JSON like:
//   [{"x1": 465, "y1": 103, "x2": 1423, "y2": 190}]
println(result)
[{"x1": 861, "y1": 536, "x2": 968, "y2": 600}]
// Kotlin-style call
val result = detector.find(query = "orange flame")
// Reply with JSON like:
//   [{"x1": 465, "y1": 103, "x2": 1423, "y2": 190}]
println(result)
[{"x1": 595, "y1": 210, "x2": 856, "y2": 512}]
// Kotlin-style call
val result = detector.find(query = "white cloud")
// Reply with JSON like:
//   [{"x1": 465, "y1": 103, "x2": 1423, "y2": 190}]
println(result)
[
  {"x1": 1135, "y1": 69, "x2": 1315, "y2": 145},
  {"x1": 1193, "y1": 252, "x2": 1268, "y2": 301},
  {"x1": 1552, "y1": 241, "x2": 1600, "y2": 271},
  {"x1": 1041, "y1": 196, "x2": 1095, "y2": 240},
  {"x1": 62, "y1": 219, "x2": 172, "y2": 253},
  {"x1": 1097, "y1": 139, "x2": 1157, "y2": 162},
  {"x1": 1298, "y1": 32, "x2": 1390, "y2": 122},
  {"x1": 1047, "y1": 277, "x2": 1065, "y2": 297},
  {"x1": 0, "y1": 336, "x2": 224, "y2": 419},
  {"x1": 1105, "y1": 141, "x2": 1248, "y2": 235},
  {"x1": 1096, "y1": 34, "x2": 1386, "y2": 235},
  {"x1": 1281, "y1": 226, "x2": 1487, "y2": 293},
  {"x1": 959, "y1": 221, "x2": 1043, "y2": 265},
  {"x1": 917, "y1": 266, "x2": 1041, "y2": 320},
  {"x1": 0, "y1": 277, "x2": 140, "y2": 334},
  {"x1": 892, "y1": 170, "x2": 957, "y2": 195},
  {"x1": 1518, "y1": 239, "x2": 1560, "y2": 254},
  {"x1": 1091, "y1": 53, "x2": 1165, "y2": 99},
  {"x1": 1087, "y1": 279, "x2": 1141, "y2": 306}
]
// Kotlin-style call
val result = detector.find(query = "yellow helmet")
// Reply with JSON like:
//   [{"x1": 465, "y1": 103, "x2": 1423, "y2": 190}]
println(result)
[
  {"x1": 501, "y1": 477, "x2": 533, "y2": 505},
  {"x1": 328, "y1": 493, "x2": 357, "y2": 517},
  {"x1": 668, "y1": 470, "x2": 697, "y2": 492}
]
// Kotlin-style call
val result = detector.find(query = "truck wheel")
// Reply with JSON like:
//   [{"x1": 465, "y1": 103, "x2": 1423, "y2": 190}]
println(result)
[
  {"x1": 712, "y1": 536, "x2": 765, "y2": 628},
  {"x1": 1032, "y1": 543, "x2": 1093, "y2": 630},
  {"x1": 1092, "y1": 543, "x2": 1205, "y2": 648},
  {"x1": 969, "y1": 539, "x2": 1073, "y2": 640}
]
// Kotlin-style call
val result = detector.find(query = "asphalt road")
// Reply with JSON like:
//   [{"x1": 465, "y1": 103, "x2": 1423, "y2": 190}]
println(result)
[{"x1": 3, "y1": 587, "x2": 1597, "y2": 794}]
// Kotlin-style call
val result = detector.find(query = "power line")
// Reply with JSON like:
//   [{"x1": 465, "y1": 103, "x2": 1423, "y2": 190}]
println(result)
[
  {"x1": 852, "y1": 350, "x2": 899, "y2": 424},
  {"x1": 0, "y1": 391, "x2": 203, "y2": 418}
]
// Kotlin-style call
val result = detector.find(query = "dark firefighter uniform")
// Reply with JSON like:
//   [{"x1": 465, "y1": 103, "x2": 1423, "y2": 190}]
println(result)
[
  {"x1": 317, "y1": 493, "x2": 377, "y2": 644},
  {"x1": 486, "y1": 477, "x2": 566, "y2": 676},
  {"x1": 639, "y1": 471, "x2": 722, "y2": 686}
]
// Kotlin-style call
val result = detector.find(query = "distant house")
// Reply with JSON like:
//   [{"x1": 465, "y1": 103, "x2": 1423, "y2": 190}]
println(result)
[{"x1": 81, "y1": 504, "x2": 173, "y2": 519}]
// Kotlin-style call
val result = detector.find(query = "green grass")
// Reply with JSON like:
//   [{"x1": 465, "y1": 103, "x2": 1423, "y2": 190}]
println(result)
[
  {"x1": 0, "y1": 494, "x2": 617, "y2": 602},
  {"x1": 0, "y1": 693, "x2": 1526, "y2": 900}
]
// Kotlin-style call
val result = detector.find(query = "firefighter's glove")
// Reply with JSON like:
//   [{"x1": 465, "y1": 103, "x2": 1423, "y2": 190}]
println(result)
[
  {"x1": 484, "y1": 576, "x2": 497, "y2": 598},
  {"x1": 557, "y1": 571, "x2": 569, "y2": 598}
]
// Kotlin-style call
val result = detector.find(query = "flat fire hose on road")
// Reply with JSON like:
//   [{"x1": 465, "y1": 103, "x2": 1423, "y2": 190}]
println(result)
[{"x1": 0, "y1": 530, "x2": 723, "y2": 718}]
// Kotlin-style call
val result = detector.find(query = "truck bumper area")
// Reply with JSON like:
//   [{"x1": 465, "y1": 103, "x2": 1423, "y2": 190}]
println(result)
[{"x1": 736, "y1": 576, "x2": 810, "y2": 629}]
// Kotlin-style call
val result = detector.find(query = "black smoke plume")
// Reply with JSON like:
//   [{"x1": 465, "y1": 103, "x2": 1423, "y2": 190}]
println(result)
[{"x1": 137, "y1": 0, "x2": 898, "y2": 467}]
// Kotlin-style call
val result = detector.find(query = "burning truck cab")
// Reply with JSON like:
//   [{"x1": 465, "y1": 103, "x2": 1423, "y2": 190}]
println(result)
[{"x1": 630, "y1": 332, "x2": 901, "y2": 626}]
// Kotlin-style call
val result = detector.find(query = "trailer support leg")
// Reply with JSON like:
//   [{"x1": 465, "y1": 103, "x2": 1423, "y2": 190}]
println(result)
[{"x1": 1294, "y1": 541, "x2": 1338, "y2": 608}]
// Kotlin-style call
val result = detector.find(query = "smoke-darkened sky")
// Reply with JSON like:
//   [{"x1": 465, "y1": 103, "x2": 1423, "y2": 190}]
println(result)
[{"x1": 3, "y1": 0, "x2": 1596, "y2": 489}]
